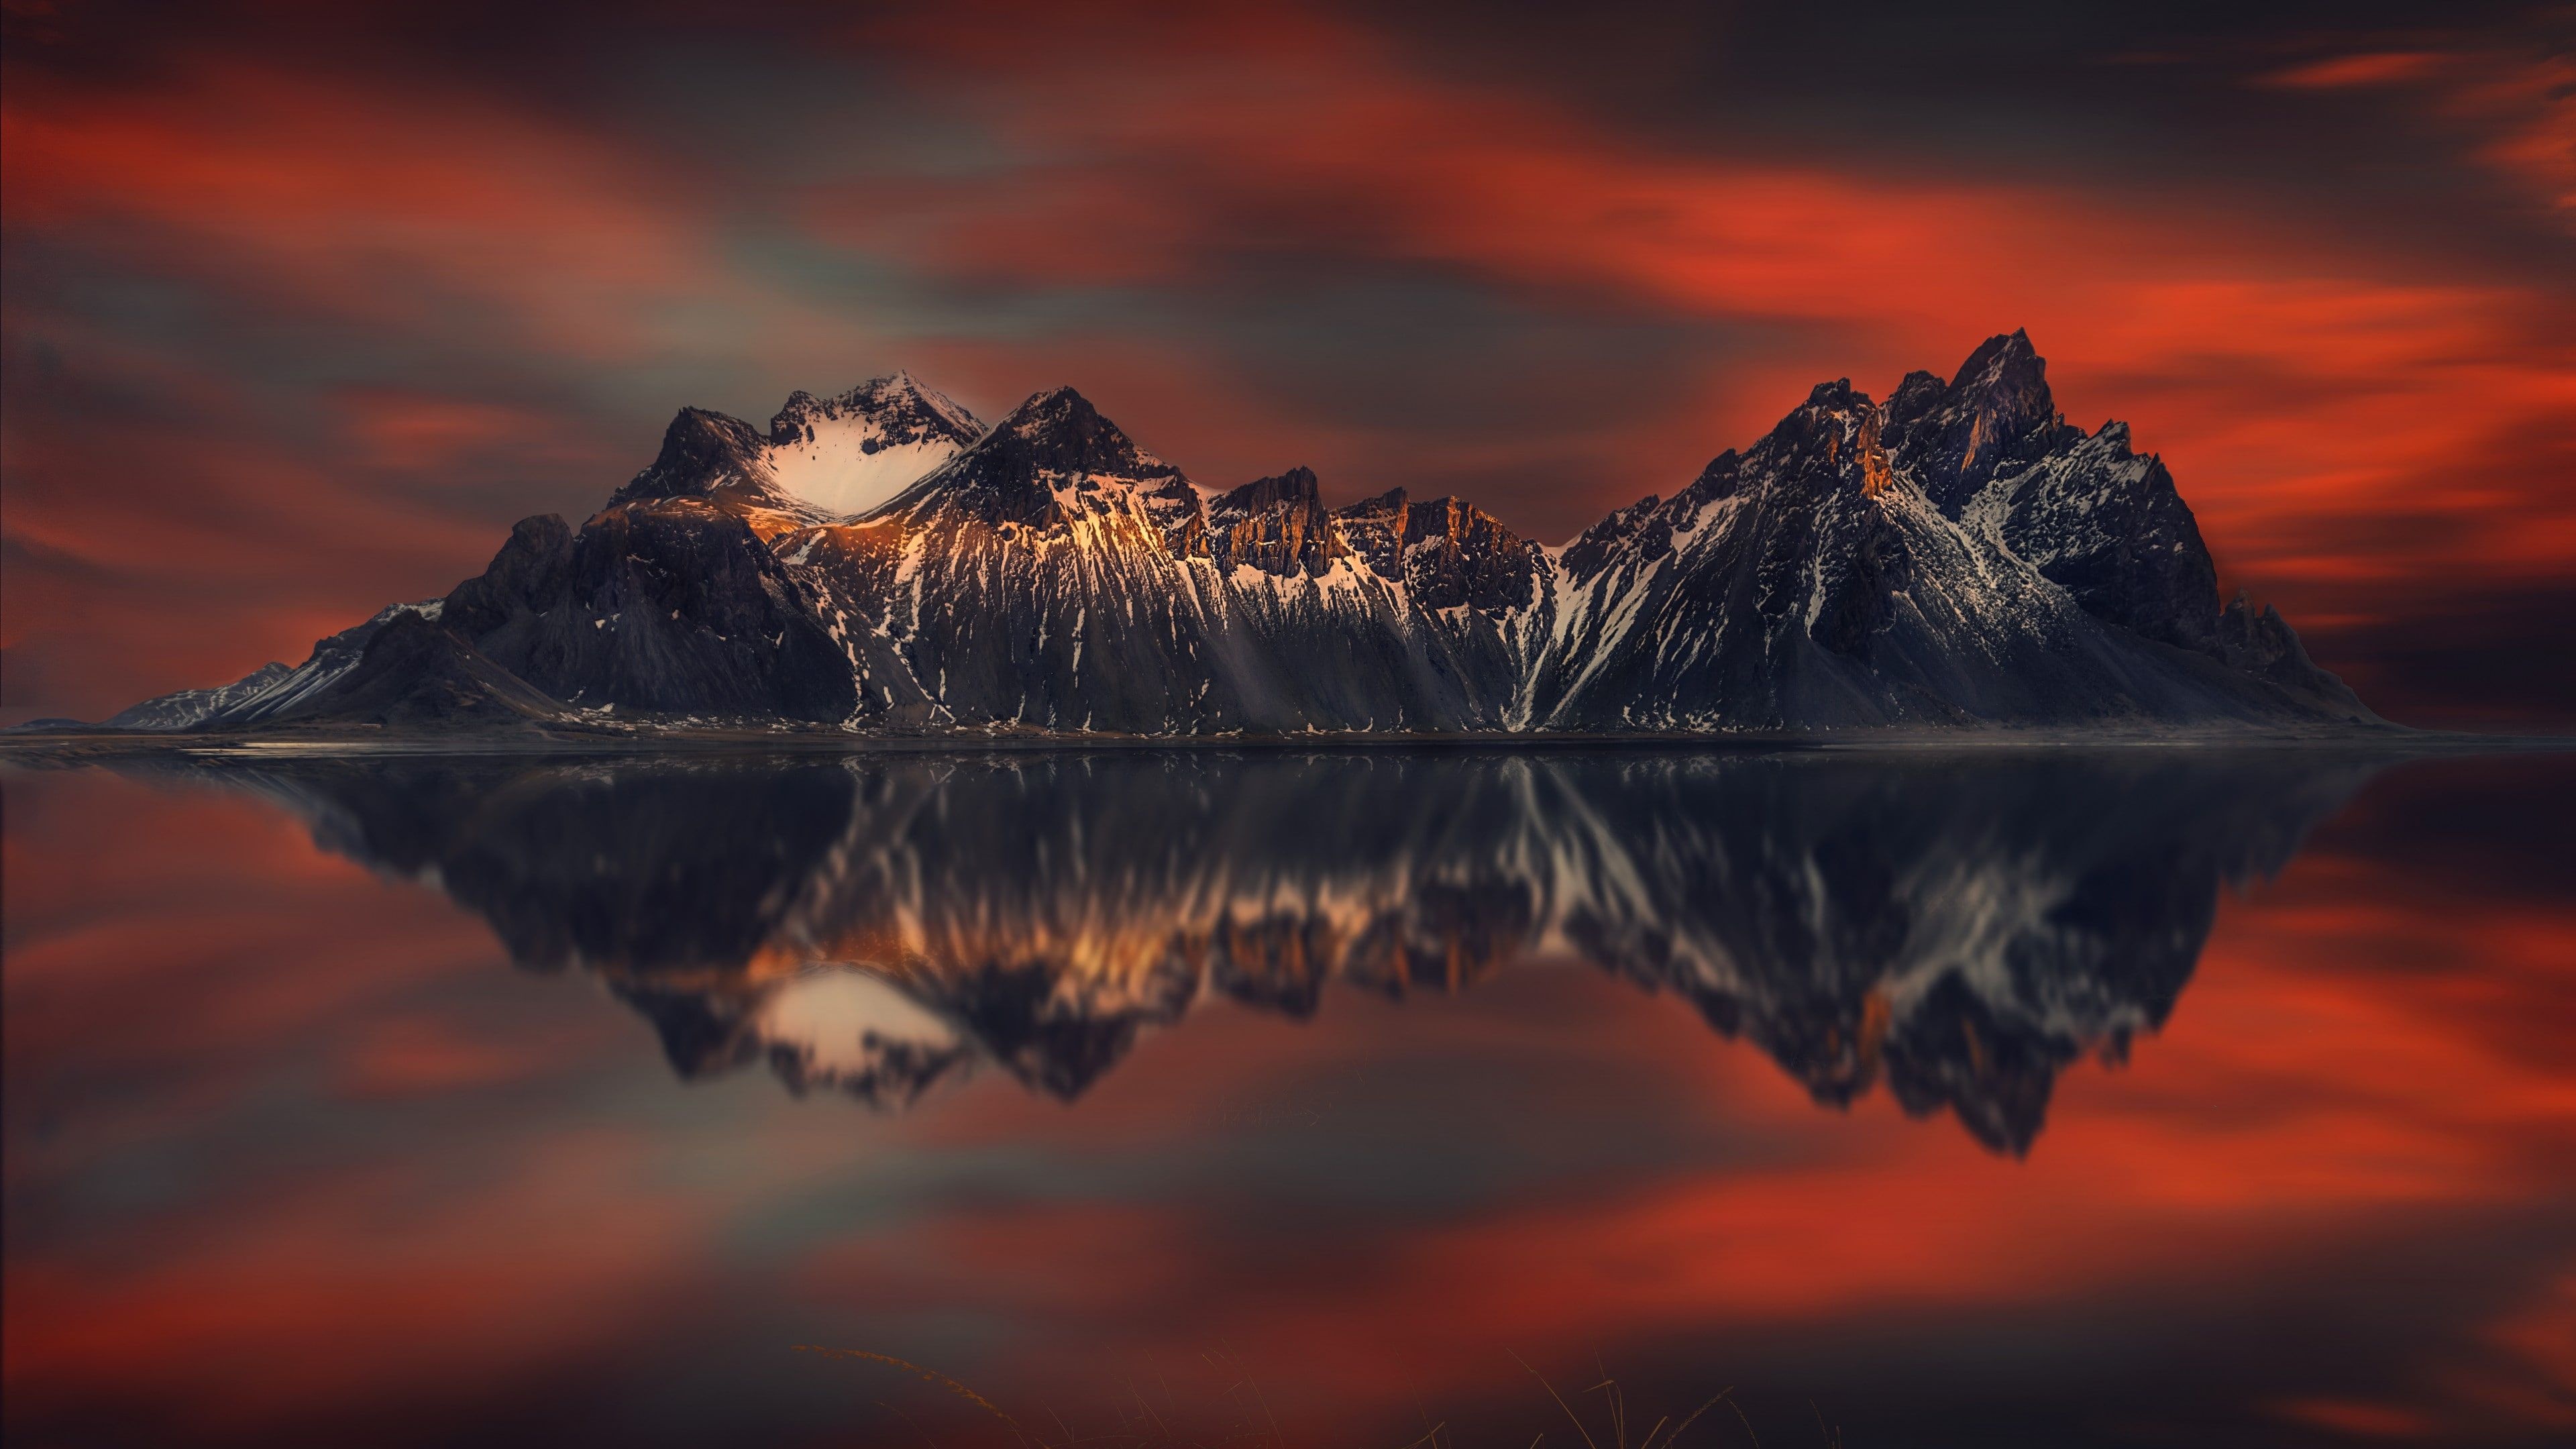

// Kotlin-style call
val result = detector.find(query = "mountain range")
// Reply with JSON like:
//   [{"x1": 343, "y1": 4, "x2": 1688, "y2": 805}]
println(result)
[{"x1": 101, "y1": 332, "x2": 2374, "y2": 736}]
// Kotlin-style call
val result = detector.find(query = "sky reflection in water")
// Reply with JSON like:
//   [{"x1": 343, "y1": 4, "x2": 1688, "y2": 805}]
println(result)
[{"x1": 5, "y1": 747, "x2": 2572, "y2": 1447}]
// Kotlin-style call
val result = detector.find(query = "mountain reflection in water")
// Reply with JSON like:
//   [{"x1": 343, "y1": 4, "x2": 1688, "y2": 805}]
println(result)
[{"x1": 144, "y1": 747, "x2": 2377, "y2": 1153}]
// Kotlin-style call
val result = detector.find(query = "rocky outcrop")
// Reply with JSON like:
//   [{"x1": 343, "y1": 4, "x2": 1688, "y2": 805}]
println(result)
[
  {"x1": 178, "y1": 601, "x2": 452, "y2": 731},
  {"x1": 1880, "y1": 329, "x2": 2084, "y2": 513},
  {"x1": 449, "y1": 498, "x2": 858, "y2": 721},
  {"x1": 612, "y1": 407, "x2": 776, "y2": 510},
  {"x1": 1333, "y1": 488, "x2": 1542, "y2": 612},
  {"x1": 1208, "y1": 467, "x2": 1341, "y2": 576},
  {"x1": 106, "y1": 660, "x2": 296, "y2": 731},
  {"x1": 243, "y1": 610, "x2": 571, "y2": 729}
]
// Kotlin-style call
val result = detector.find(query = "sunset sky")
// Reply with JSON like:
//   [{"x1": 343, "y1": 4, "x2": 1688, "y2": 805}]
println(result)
[{"x1": 4, "y1": 0, "x2": 2572, "y2": 727}]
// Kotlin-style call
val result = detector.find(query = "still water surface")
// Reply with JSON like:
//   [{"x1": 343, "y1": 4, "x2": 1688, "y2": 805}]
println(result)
[{"x1": 5, "y1": 747, "x2": 2572, "y2": 1447}]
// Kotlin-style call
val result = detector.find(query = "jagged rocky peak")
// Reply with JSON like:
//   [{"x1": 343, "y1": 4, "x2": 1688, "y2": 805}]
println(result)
[
  {"x1": 1330, "y1": 486, "x2": 1540, "y2": 610},
  {"x1": 619, "y1": 407, "x2": 773, "y2": 505},
  {"x1": 2217, "y1": 590, "x2": 2367, "y2": 714},
  {"x1": 880, "y1": 384, "x2": 1199, "y2": 537},
  {"x1": 759, "y1": 370, "x2": 985, "y2": 519},
  {"x1": 767, "y1": 369, "x2": 980, "y2": 447},
  {"x1": 1214, "y1": 464, "x2": 1324, "y2": 513},
  {"x1": 1954, "y1": 327, "x2": 2052, "y2": 406},
  {"x1": 440, "y1": 513, "x2": 574, "y2": 639},
  {"x1": 1748, "y1": 378, "x2": 1897, "y2": 490},
  {"x1": 608, "y1": 371, "x2": 985, "y2": 521},
  {"x1": 1805, "y1": 376, "x2": 1866, "y2": 409},
  {"x1": 1882, "y1": 328, "x2": 2085, "y2": 511},
  {"x1": 1886, "y1": 367, "x2": 1949, "y2": 419},
  {"x1": 1210, "y1": 466, "x2": 1342, "y2": 576},
  {"x1": 1330, "y1": 485, "x2": 1415, "y2": 579},
  {"x1": 1556, "y1": 488, "x2": 1674, "y2": 576},
  {"x1": 1858, "y1": 331, "x2": 2236, "y2": 657},
  {"x1": 991, "y1": 385, "x2": 1181, "y2": 481},
  {"x1": 1688, "y1": 449, "x2": 1740, "y2": 500},
  {"x1": 1989, "y1": 416, "x2": 2224, "y2": 654}
]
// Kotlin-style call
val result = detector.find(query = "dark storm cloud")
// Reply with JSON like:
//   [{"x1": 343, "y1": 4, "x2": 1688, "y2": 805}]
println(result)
[
  {"x1": 2308, "y1": 581, "x2": 2576, "y2": 731},
  {"x1": 1362, "y1": 6, "x2": 2565, "y2": 209}
]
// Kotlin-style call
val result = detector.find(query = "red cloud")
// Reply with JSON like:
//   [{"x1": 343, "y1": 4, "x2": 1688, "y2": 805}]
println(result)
[
  {"x1": 0, "y1": 60, "x2": 723, "y2": 360},
  {"x1": 2262, "y1": 52, "x2": 2445, "y2": 89},
  {"x1": 2259, "y1": 46, "x2": 2576, "y2": 225}
]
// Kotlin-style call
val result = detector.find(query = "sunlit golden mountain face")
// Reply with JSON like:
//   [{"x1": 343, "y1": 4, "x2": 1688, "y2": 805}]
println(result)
[{"x1": 148, "y1": 748, "x2": 2379, "y2": 1152}]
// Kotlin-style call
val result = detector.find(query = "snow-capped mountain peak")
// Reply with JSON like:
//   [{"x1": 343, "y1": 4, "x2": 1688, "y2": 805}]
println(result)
[
  {"x1": 758, "y1": 372, "x2": 985, "y2": 519},
  {"x1": 605, "y1": 372, "x2": 986, "y2": 524},
  {"x1": 870, "y1": 384, "x2": 1199, "y2": 538}
]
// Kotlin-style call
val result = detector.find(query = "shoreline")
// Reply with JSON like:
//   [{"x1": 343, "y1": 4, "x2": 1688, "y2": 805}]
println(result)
[{"x1": 3, "y1": 722, "x2": 2566, "y2": 764}]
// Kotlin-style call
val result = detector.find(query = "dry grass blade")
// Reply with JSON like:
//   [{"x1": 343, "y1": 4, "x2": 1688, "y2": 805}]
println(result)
[
  {"x1": 1128, "y1": 1383, "x2": 1173, "y2": 1444},
  {"x1": 1650, "y1": 1389, "x2": 1731, "y2": 1449},
  {"x1": 879, "y1": 1397, "x2": 942, "y2": 1449},
  {"x1": 1509, "y1": 1352, "x2": 1604, "y2": 1449},
  {"x1": 1579, "y1": 1377, "x2": 1627, "y2": 1448},
  {"x1": 1199, "y1": 1345, "x2": 1284, "y2": 1448},
  {"x1": 1723, "y1": 1393, "x2": 1762, "y2": 1449},
  {"x1": 795, "y1": 1346, "x2": 1026, "y2": 1443}
]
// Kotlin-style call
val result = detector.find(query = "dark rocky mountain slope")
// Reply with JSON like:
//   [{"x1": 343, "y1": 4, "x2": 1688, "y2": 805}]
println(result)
[{"x1": 100, "y1": 335, "x2": 2376, "y2": 736}]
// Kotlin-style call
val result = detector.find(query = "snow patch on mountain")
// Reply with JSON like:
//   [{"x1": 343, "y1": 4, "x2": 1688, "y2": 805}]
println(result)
[
  {"x1": 761, "y1": 372, "x2": 981, "y2": 519},
  {"x1": 765, "y1": 435, "x2": 965, "y2": 518}
]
